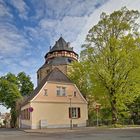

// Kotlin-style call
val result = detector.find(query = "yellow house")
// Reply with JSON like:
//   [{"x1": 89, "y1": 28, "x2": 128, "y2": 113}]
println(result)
[{"x1": 20, "y1": 37, "x2": 88, "y2": 129}]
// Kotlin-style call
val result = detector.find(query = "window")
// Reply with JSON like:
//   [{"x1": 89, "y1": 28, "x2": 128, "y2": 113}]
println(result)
[
  {"x1": 69, "y1": 107, "x2": 80, "y2": 118},
  {"x1": 62, "y1": 87, "x2": 66, "y2": 96},
  {"x1": 67, "y1": 58, "x2": 72, "y2": 63},
  {"x1": 37, "y1": 74, "x2": 39, "y2": 79},
  {"x1": 74, "y1": 91, "x2": 77, "y2": 97},
  {"x1": 21, "y1": 108, "x2": 30, "y2": 120},
  {"x1": 46, "y1": 69, "x2": 50, "y2": 74},
  {"x1": 56, "y1": 86, "x2": 66, "y2": 96},
  {"x1": 56, "y1": 86, "x2": 61, "y2": 96},
  {"x1": 44, "y1": 89, "x2": 48, "y2": 96}
]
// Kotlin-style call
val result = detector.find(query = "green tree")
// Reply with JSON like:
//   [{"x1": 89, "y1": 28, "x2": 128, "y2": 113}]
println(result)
[
  {"x1": 69, "y1": 60, "x2": 91, "y2": 99},
  {"x1": 0, "y1": 72, "x2": 34, "y2": 127},
  {"x1": 0, "y1": 78, "x2": 21, "y2": 127},
  {"x1": 17, "y1": 72, "x2": 34, "y2": 96},
  {"x1": 84, "y1": 7, "x2": 140, "y2": 124},
  {"x1": 69, "y1": 53, "x2": 111, "y2": 123},
  {"x1": 69, "y1": 7, "x2": 140, "y2": 124}
]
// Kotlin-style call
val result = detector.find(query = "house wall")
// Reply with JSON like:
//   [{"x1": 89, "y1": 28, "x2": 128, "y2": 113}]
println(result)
[
  {"x1": 31, "y1": 102, "x2": 88, "y2": 129},
  {"x1": 21, "y1": 82, "x2": 88, "y2": 129},
  {"x1": 0, "y1": 118, "x2": 4, "y2": 126},
  {"x1": 31, "y1": 82, "x2": 88, "y2": 129},
  {"x1": 20, "y1": 103, "x2": 32, "y2": 129}
]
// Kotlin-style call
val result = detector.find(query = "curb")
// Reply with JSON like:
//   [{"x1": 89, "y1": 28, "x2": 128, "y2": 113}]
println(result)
[{"x1": 21, "y1": 126, "x2": 140, "y2": 134}]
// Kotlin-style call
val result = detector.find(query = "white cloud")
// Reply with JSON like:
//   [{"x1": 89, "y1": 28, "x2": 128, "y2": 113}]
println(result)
[
  {"x1": 25, "y1": 15, "x2": 88, "y2": 51},
  {"x1": 18, "y1": 0, "x2": 109, "y2": 58},
  {"x1": 0, "y1": 23, "x2": 29, "y2": 55},
  {"x1": 0, "y1": 105, "x2": 10, "y2": 113},
  {"x1": 38, "y1": 16, "x2": 88, "y2": 43},
  {"x1": 0, "y1": 56, "x2": 38, "y2": 86},
  {"x1": 43, "y1": 0, "x2": 108, "y2": 18},
  {"x1": 39, "y1": 19, "x2": 57, "y2": 29},
  {"x1": 10, "y1": 0, "x2": 29, "y2": 19},
  {"x1": 25, "y1": 0, "x2": 108, "y2": 54},
  {"x1": 66, "y1": 0, "x2": 107, "y2": 16},
  {"x1": 1, "y1": 0, "x2": 140, "y2": 87},
  {"x1": 72, "y1": 0, "x2": 140, "y2": 54},
  {"x1": 0, "y1": 0, "x2": 13, "y2": 18},
  {"x1": 20, "y1": 58, "x2": 36, "y2": 67}
]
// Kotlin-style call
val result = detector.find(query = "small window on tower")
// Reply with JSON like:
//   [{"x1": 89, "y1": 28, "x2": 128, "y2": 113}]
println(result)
[
  {"x1": 44, "y1": 89, "x2": 48, "y2": 96},
  {"x1": 46, "y1": 69, "x2": 50, "y2": 74},
  {"x1": 37, "y1": 74, "x2": 39, "y2": 79},
  {"x1": 67, "y1": 58, "x2": 72, "y2": 63}
]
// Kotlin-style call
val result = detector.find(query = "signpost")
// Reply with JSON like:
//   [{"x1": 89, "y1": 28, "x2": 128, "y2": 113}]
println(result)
[
  {"x1": 29, "y1": 107, "x2": 34, "y2": 112},
  {"x1": 67, "y1": 94, "x2": 73, "y2": 130}
]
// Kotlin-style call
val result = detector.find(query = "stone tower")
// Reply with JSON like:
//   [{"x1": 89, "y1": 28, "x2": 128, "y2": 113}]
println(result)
[{"x1": 37, "y1": 37, "x2": 78, "y2": 85}]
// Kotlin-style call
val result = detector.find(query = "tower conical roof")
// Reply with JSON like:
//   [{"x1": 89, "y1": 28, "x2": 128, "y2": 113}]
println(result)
[{"x1": 50, "y1": 37, "x2": 73, "y2": 52}]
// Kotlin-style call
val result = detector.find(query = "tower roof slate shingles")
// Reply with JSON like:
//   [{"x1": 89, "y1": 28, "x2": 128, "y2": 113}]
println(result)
[
  {"x1": 21, "y1": 68, "x2": 72, "y2": 106},
  {"x1": 50, "y1": 37, "x2": 73, "y2": 52}
]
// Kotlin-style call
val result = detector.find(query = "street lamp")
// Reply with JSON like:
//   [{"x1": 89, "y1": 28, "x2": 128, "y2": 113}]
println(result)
[{"x1": 67, "y1": 94, "x2": 73, "y2": 130}]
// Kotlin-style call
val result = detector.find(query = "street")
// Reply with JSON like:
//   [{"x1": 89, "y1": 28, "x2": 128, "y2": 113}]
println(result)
[{"x1": 0, "y1": 128, "x2": 140, "y2": 140}]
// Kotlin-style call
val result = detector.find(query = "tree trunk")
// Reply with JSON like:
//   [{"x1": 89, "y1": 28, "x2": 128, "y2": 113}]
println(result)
[
  {"x1": 10, "y1": 108, "x2": 17, "y2": 128},
  {"x1": 111, "y1": 97, "x2": 118, "y2": 124}
]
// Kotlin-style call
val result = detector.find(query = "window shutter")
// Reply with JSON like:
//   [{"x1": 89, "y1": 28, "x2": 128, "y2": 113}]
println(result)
[
  {"x1": 69, "y1": 108, "x2": 71, "y2": 118},
  {"x1": 78, "y1": 108, "x2": 80, "y2": 118}
]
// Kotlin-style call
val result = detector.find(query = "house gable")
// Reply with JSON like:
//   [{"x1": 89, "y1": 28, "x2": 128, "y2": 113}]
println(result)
[
  {"x1": 21, "y1": 68, "x2": 87, "y2": 106},
  {"x1": 31, "y1": 82, "x2": 87, "y2": 104}
]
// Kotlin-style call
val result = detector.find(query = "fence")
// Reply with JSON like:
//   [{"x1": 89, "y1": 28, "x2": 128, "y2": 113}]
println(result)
[{"x1": 88, "y1": 119, "x2": 140, "y2": 126}]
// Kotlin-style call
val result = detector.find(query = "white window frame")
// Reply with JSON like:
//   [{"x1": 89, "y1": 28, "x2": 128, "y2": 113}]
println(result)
[
  {"x1": 69, "y1": 107, "x2": 80, "y2": 118},
  {"x1": 56, "y1": 86, "x2": 66, "y2": 96},
  {"x1": 56, "y1": 86, "x2": 61, "y2": 96},
  {"x1": 61, "y1": 87, "x2": 66, "y2": 96},
  {"x1": 72, "y1": 107, "x2": 78, "y2": 118}
]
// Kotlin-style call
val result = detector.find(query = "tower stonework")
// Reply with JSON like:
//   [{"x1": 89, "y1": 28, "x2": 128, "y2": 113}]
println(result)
[{"x1": 37, "y1": 37, "x2": 78, "y2": 85}]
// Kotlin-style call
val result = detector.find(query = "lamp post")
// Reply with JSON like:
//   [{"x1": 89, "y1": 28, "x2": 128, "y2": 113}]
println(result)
[{"x1": 67, "y1": 94, "x2": 73, "y2": 130}]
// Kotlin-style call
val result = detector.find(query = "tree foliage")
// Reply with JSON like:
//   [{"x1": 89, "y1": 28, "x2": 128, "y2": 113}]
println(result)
[
  {"x1": 0, "y1": 72, "x2": 34, "y2": 127},
  {"x1": 17, "y1": 72, "x2": 34, "y2": 96},
  {"x1": 69, "y1": 7, "x2": 140, "y2": 124}
]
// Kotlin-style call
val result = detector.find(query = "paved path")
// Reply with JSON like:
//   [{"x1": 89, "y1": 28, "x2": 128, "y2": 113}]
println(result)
[{"x1": 0, "y1": 127, "x2": 140, "y2": 140}]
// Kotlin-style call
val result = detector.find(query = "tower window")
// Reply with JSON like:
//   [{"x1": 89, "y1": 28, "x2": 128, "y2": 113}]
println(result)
[
  {"x1": 46, "y1": 69, "x2": 50, "y2": 74},
  {"x1": 37, "y1": 74, "x2": 39, "y2": 79},
  {"x1": 44, "y1": 89, "x2": 48, "y2": 96},
  {"x1": 67, "y1": 58, "x2": 72, "y2": 63}
]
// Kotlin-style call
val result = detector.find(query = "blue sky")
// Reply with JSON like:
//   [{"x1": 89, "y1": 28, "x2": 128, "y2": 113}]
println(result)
[{"x1": 0, "y1": 0, "x2": 140, "y2": 113}]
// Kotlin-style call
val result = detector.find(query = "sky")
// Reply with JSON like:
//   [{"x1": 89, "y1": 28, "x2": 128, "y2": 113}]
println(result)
[{"x1": 0, "y1": 0, "x2": 140, "y2": 113}]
